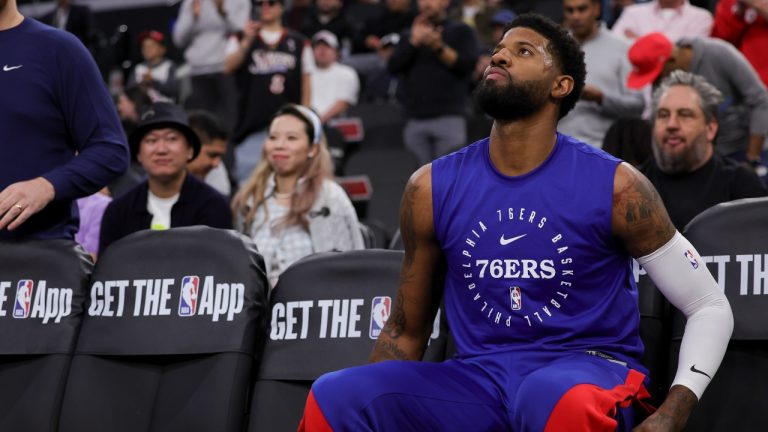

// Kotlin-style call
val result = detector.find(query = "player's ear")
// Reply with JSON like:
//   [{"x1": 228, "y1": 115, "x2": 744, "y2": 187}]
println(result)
[{"x1": 551, "y1": 74, "x2": 574, "y2": 100}]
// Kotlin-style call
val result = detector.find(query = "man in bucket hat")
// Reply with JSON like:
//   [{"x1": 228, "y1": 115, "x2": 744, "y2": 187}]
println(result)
[
  {"x1": 627, "y1": 31, "x2": 768, "y2": 169},
  {"x1": 99, "y1": 102, "x2": 232, "y2": 252}
]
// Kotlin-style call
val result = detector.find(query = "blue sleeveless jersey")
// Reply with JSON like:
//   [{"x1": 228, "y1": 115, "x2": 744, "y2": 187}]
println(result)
[{"x1": 432, "y1": 134, "x2": 643, "y2": 367}]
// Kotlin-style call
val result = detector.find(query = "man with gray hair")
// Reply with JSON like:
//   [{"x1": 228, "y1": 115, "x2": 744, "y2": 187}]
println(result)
[{"x1": 641, "y1": 70, "x2": 766, "y2": 229}]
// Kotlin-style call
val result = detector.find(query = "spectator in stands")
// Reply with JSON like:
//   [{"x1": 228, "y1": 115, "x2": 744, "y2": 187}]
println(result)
[
  {"x1": 641, "y1": 71, "x2": 766, "y2": 229},
  {"x1": 172, "y1": 0, "x2": 248, "y2": 131},
  {"x1": 284, "y1": 0, "x2": 312, "y2": 32},
  {"x1": 360, "y1": 0, "x2": 417, "y2": 53},
  {"x1": 127, "y1": 30, "x2": 179, "y2": 102},
  {"x1": 310, "y1": 31, "x2": 361, "y2": 124},
  {"x1": 389, "y1": 0, "x2": 480, "y2": 165},
  {"x1": 187, "y1": 111, "x2": 231, "y2": 196},
  {"x1": 232, "y1": 104, "x2": 363, "y2": 287},
  {"x1": 99, "y1": 103, "x2": 232, "y2": 252},
  {"x1": 612, "y1": 0, "x2": 713, "y2": 41},
  {"x1": 116, "y1": 85, "x2": 153, "y2": 137},
  {"x1": 301, "y1": 0, "x2": 354, "y2": 58},
  {"x1": 360, "y1": 33, "x2": 402, "y2": 103},
  {"x1": 627, "y1": 32, "x2": 768, "y2": 168},
  {"x1": 559, "y1": 0, "x2": 644, "y2": 148},
  {"x1": 0, "y1": 1, "x2": 128, "y2": 240},
  {"x1": 224, "y1": 0, "x2": 315, "y2": 184},
  {"x1": 40, "y1": 0, "x2": 93, "y2": 49},
  {"x1": 345, "y1": 0, "x2": 416, "y2": 76},
  {"x1": 712, "y1": 0, "x2": 768, "y2": 87}
]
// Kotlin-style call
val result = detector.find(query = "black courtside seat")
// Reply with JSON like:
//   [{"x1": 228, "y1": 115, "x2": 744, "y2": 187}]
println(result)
[
  {"x1": 248, "y1": 249, "x2": 448, "y2": 431},
  {"x1": 58, "y1": 227, "x2": 269, "y2": 432},
  {"x1": 0, "y1": 240, "x2": 91, "y2": 432},
  {"x1": 670, "y1": 197, "x2": 768, "y2": 431}
]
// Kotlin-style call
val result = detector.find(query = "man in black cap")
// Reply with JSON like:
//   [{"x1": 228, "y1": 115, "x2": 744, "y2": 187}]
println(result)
[{"x1": 99, "y1": 103, "x2": 233, "y2": 252}]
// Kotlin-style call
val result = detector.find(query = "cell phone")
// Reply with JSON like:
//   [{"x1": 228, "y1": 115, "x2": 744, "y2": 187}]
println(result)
[{"x1": 250, "y1": 1, "x2": 261, "y2": 20}]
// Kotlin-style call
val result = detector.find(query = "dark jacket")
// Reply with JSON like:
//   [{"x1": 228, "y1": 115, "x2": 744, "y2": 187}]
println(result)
[
  {"x1": 99, "y1": 174, "x2": 233, "y2": 252},
  {"x1": 41, "y1": 4, "x2": 94, "y2": 48},
  {"x1": 641, "y1": 153, "x2": 767, "y2": 229}
]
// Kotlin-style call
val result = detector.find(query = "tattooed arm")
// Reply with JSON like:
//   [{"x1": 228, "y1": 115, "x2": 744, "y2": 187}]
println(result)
[
  {"x1": 370, "y1": 165, "x2": 446, "y2": 362},
  {"x1": 612, "y1": 163, "x2": 699, "y2": 431}
]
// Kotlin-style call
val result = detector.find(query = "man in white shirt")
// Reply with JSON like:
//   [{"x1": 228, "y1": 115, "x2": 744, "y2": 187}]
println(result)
[
  {"x1": 309, "y1": 30, "x2": 361, "y2": 124},
  {"x1": 612, "y1": 0, "x2": 713, "y2": 41},
  {"x1": 559, "y1": 0, "x2": 644, "y2": 148}
]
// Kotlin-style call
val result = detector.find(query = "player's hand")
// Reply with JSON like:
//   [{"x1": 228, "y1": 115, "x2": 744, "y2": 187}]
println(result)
[
  {"x1": 633, "y1": 385, "x2": 696, "y2": 432},
  {"x1": 632, "y1": 411, "x2": 677, "y2": 431},
  {"x1": 0, "y1": 177, "x2": 56, "y2": 231}
]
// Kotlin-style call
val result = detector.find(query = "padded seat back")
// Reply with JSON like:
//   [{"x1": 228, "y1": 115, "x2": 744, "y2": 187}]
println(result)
[
  {"x1": 59, "y1": 227, "x2": 269, "y2": 432},
  {"x1": 0, "y1": 240, "x2": 91, "y2": 432},
  {"x1": 671, "y1": 198, "x2": 768, "y2": 430},
  {"x1": 249, "y1": 249, "x2": 447, "y2": 431}
]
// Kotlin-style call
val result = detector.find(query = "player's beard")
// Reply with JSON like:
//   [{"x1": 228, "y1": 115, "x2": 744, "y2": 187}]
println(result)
[{"x1": 475, "y1": 73, "x2": 550, "y2": 121}]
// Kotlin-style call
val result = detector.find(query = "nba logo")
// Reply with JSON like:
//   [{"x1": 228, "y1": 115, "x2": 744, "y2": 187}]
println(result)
[
  {"x1": 684, "y1": 250, "x2": 699, "y2": 270},
  {"x1": 510, "y1": 286, "x2": 522, "y2": 311},
  {"x1": 178, "y1": 276, "x2": 199, "y2": 317},
  {"x1": 369, "y1": 296, "x2": 391, "y2": 339},
  {"x1": 13, "y1": 280, "x2": 33, "y2": 319}
]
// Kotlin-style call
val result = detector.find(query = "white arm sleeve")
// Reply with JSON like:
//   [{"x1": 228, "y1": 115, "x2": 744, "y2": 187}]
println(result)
[{"x1": 637, "y1": 231, "x2": 734, "y2": 400}]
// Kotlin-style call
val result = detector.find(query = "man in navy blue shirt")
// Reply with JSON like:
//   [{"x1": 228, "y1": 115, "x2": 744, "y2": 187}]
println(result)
[{"x1": 0, "y1": 0, "x2": 128, "y2": 240}]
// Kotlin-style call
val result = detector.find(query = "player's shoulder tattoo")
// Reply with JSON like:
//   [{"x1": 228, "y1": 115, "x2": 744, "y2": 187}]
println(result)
[{"x1": 613, "y1": 164, "x2": 675, "y2": 256}]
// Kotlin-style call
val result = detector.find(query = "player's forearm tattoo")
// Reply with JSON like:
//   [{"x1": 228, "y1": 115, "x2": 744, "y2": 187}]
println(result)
[
  {"x1": 614, "y1": 172, "x2": 675, "y2": 256},
  {"x1": 371, "y1": 340, "x2": 408, "y2": 361},
  {"x1": 383, "y1": 291, "x2": 406, "y2": 339}
]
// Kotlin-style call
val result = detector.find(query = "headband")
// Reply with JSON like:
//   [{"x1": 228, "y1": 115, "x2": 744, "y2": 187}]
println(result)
[{"x1": 293, "y1": 105, "x2": 323, "y2": 145}]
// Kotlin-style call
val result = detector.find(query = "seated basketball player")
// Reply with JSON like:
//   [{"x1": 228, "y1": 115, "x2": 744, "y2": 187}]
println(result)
[{"x1": 299, "y1": 13, "x2": 733, "y2": 432}]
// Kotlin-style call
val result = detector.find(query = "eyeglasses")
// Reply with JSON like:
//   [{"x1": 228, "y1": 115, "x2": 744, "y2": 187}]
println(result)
[{"x1": 254, "y1": 0, "x2": 280, "y2": 7}]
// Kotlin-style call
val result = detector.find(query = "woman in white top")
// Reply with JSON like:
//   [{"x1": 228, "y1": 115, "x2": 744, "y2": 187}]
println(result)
[{"x1": 232, "y1": 104, "x2": 364, "y2": 287}]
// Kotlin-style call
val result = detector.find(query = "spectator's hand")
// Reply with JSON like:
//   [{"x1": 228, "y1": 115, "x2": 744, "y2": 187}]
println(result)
[
  {"x1": 141, "y1": 72, "x2": 153, "y2": 86},
  {"x1": 410, "y1": 15, "x2": 433, "y2": 46},
  {"x1": 243, "y1": 20, "x2": 261, "y2": 46},
  {"x1": 581, "y1": 84, "x2": 604, "y2": 104},
  {"x1": 422, "y1": 26, "x2": 443, "y2": 52},
  {"x1": 214, "y1": 0, "x2": 227, "y2": 17},
  {"x1": 624, "y1": 28, "x2": 638, "y2": 39},
  {"x1": 366, "y1": 35, "x2": 382, "y2": 51},
  {"x1": 192, "y1": 0, "x2": 202, "y2": 20},
  {"x1": 0, "y1": 177, "x2": 55, "y2": 231}
]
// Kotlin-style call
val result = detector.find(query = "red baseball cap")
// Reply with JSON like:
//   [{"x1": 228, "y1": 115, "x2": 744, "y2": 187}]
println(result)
[
  {"x1": 627, "y1": 32, "x2": 673, "y2": 89},
  {"x1": 138, "y1": 30, "x2": 165, "y2": 44}
]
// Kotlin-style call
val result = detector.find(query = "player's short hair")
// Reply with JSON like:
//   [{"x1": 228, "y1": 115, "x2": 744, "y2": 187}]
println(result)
[{"x1": 504, "y1": 13, "x2": 586, "y2": 119}]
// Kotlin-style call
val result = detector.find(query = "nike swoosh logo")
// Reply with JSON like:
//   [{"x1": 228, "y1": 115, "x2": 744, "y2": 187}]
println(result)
[
  {"x1": 3, "y1": 65, "x2": 22, "y2": 71},
  {"x1": 499, "y1": 233, "x2": 526, "y2": 246},
  {"x1": 690, "y1": 364, "x2": 712, "y2": 379}
]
